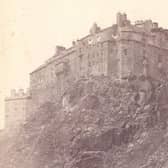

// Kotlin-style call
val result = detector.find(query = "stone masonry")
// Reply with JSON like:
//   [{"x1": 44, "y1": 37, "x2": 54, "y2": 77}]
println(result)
[{"x1": 4, "y1": 89, "x2": 31, "y2": 131}]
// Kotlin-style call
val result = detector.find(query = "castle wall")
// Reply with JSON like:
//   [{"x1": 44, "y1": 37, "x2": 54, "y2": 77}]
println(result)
[
  {"x1": 117, "y1": 40, "x2": 134, "y2": 78},
  {"x1": 118, "y1": 29, "x2": 168, "y2": 80},
  {"x1": 107, "y1": 41, "x2": 118, "y2": 77},
  {"x1": 5, "y1": 93, "x2": 31, "y2": 131},
  {"x1": 131, "y1": 41, "x2": 144, "y2": 76},
  {"x1": 146, "y1": 45, "x2": 168, "y2": 80}
]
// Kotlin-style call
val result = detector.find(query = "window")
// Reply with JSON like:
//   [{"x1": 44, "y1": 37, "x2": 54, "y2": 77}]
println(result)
[
  {"x1": 97, "y1": 36, "x2": 101, "y2": 42},
  {"x1": 158, "y1": 55, "x2": 162, "y2": 63},
  {"x1": 143, "y1": 49, "x2": 146, "y2": 56},
  {"x1": 158, "y1": 55, "x2": 163, "y2": 69},
  {"x1": 88, "y1": 60, "x2": 91, "y2": 67},
  {"x1": 88, "y1": 54, "x2": 91, "y2": 67},
  {"x1": 101, "y1": 50, "x2": 103, "y2": 56},
  {"x1": 123, "y1": 49, "x2": 127, "y2": 55},
  {"x1": 79, "y1": 54, "x2": 83, "y2": 62},
  {"x1": 56, "y1": 72, "x2": 64, "y2": 96},
  {"x1": 110, "y1": 48, "x2": 113, "y2": 53},
  {"x1": 88, "y1": 39, "x2": 93, "y2": 45}
]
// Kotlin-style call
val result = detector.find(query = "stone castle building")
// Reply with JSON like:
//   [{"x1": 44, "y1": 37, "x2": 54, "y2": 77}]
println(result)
[
  {"x1": 5, "y1": 12, "x2": 168, "y2": 129},
  {"x1": 30, "y1": 12, "x2": 168, "y2": 107}
]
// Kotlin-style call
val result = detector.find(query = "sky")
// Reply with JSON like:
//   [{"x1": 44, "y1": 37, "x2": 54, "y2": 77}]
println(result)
[{"x1": 0, "y1": 0, "x2": 168, "y2": 128}]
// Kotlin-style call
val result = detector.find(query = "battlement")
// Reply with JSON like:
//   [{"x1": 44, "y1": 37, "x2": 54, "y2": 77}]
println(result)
[
  {"x1": 5, "y1": 88, "x2": 31, "y2": 101},
  {"x1": 134, "y1": 19, "x2": 159, "y2": 32}
]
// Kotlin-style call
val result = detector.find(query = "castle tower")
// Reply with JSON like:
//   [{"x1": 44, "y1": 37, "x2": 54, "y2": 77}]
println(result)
[{"x1": 4, "y1": 89, "x2": 31, "y2": 133}]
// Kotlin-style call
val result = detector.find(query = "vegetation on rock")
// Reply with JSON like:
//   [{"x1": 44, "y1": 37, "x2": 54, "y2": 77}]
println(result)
[{"x1": 0, "y1": 76, "x2": 168, "y2": 168}]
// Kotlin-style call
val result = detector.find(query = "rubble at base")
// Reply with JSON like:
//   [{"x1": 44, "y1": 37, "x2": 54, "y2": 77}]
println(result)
[{"x1": 1, "y1": 75, "x2": 168, "y2": 168}]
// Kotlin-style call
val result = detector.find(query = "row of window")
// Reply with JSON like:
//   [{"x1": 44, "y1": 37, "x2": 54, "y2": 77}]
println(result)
[{"x1": 78, "y1": 42, "x2": 105, "y2": 53}]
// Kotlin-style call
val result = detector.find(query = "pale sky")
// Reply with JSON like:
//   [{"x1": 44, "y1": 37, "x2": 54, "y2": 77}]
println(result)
[{"x1": 0, "y1": 0, "x2": 168, "y2": 128}]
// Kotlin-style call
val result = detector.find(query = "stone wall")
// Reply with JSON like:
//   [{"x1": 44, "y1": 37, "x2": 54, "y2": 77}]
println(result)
[
  {"x1": 4, "y1": 89, "x2": 31, "y2": 131},
  {"x1": 118, "y1": 27, "x2": 168, "y2": 79}
]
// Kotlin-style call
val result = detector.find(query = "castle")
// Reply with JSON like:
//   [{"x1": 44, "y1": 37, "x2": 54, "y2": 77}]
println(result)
[{"x1": 4, "y1": 12, "x2": 168, "y2": 130}]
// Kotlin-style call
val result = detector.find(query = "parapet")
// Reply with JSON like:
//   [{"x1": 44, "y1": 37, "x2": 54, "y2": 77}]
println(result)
[
  {"x1": 5, "y1": 88, "x2": 31, "y2": 101},
  {"x1": 135, "y1": 20, "x2": 159, "y2": 31}
]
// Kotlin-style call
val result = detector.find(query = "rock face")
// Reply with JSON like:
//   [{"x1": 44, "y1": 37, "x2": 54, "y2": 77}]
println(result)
[{"x1": 1, "y1": 76, "x2": 168, "y2": 168}]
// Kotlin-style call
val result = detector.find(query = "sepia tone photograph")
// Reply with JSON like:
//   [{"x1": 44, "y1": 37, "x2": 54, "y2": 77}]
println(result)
[{"x1": 1, "y1": 0, "x2": 168, "y2": 167}]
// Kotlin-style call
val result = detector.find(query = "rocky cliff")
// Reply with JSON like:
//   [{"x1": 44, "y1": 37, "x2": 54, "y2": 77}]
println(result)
[{"x1": 0, "y1": 75, "x2": 168, "y2": 168}]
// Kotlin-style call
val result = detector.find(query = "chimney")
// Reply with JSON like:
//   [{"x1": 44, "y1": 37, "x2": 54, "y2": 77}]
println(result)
[
  {"x1": 89, "y1": 23, "x2": 101, "y2": 35},
  {"x1": 55, "y1": 45, "x2": 66, "y2": 55},
  {"x1": 116, "y1": 12, "x2": 128, "y2": 27},
  {"x1": 18, "y1": 89, "x2": 24, "y2": 96},
  {"x1": 144, "y1": 20, "x2": 153, "y2": 32},
  {"x1": 153, "y1": 22, "x2": 158, "y2": 29},
  {"x1": 72, "y1": 41, "x2": 76, "y2": 46},
  {"x1": 10, "y1": 89, "x2": 16, "y2": 97}
]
